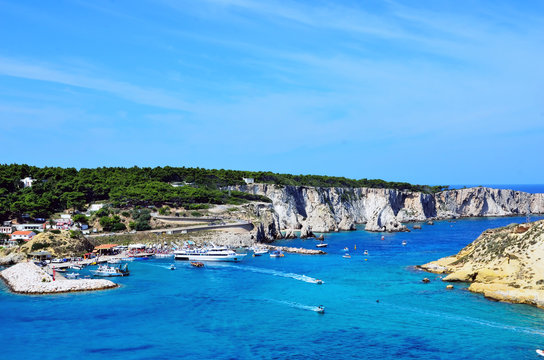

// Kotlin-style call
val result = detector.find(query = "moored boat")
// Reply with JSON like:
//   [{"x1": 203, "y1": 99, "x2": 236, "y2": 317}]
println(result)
[
  {"x1": 316, "y1": 243, "x2": 328, "y2": 248},
  {"x1": 191, "y1": 261, "x2": 204, "y2": 268},
  {"x1": 187, "y1": 246, "x2": 246, "y2": 262},
  {"x1": 65, "y1": 272, "x2": 80, "y2": 279},
  {"x1": 91, "y1": 264, "x2": 130, "y2": 277},
  {"x1": 251, "y1": 247, "x2": 269, "y2": 256},
  {"x1": 269, "y1": 250, "x2": 284, "y2": 258}
]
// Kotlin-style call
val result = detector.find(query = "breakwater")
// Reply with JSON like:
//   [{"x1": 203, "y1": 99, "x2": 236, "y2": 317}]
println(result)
[{"x1": 0, "y1": 262, "x2": 118, "y2": 294}]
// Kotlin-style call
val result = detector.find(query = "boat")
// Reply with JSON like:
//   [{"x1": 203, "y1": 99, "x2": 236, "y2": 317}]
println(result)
[
  {"x1": 187, "y1": 246, "x2": 246, "y2": 262},
  {"x1": 65, "y1": 272, "x2": 80, "y2": 279},
  {"x1": 70, "y1": 265, "x2": 83, "y2": 270},
  {"x1": 252, "y1": 247, "x2": 269, "y2": 256},
  {"x1": 53, "y1": 267, "x2": 66, "y2": 273},
  {"x1": 343, "y1": 247, "x2": 349, "y2": 251},
  {"x1": 343, "y1": 254, "x2": 351, "y2": 259},
  {"x1": 381, "y1": 235, "x2": 385, "y2": 240},
  {"x1": 315, "y1": 279, "x2": 323, "y2": 285},
  {"x1": 191, "y1": 261, "x2": 204, "y2": 268},
  {"x1": 90, "y1": 264, "x2": 130, "y2": 277},
  {"x1": 269, "y1": 250, "x2": 284, "y2": 258},
  {"x1": 107, "y1": 258, "x2": 121, "y2": 264},
  {"x1": 537, "y1": 349, "x2": 544, "y2": 357},
  {"x1": 121, "y1": 257, "x2": 134, "y2": 262},
  {"x1": 316, "y1": 243, "x2": 328, "y2": 248},
  {"x1": 316, "y1": 305, "x2": 325, "y2": 314},
  {"x1": 363, "y1": 250, "x2": 368, "y2": 255},
  {"x1": 170, "y1": 264, "x2": 176, "y2": 270},
  {"x1": 174, "y1": 247, "x2": 200, "y2": 260},
  {"x1": 402, "y1": 241, "x2": 407, "y2": 246}
]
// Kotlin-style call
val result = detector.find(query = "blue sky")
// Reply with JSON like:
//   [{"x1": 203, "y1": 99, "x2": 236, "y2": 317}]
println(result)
[{"x1": 0, "y1": 0, "x2": 543, "y2": 185}]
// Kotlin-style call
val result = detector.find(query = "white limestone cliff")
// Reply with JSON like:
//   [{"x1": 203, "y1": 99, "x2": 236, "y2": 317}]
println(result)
[{"x1": 229, "y1": 184, "x2": 544, "y2": 238}]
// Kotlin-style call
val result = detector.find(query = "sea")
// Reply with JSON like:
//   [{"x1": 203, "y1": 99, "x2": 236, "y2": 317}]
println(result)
[{"x1": 2, "y1": 208, "x2": 544, "y2": 358}]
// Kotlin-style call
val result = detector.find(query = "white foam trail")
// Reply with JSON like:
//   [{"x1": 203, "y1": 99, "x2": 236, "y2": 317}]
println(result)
[
  {"x1": 217, "y1": 264, "x2": 324, "y2": 284},
  {"x1": 266, "y1": 299, "x2": 324, "y2": 312}
]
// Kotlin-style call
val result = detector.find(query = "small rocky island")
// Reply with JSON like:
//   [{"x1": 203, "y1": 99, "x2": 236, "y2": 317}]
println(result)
[
  {"x1": 1, "y1": 262, "x2": 118, "y2": 294},
  {"x1": 420, "y1": 220, "x2": 544, "y2": 308}
]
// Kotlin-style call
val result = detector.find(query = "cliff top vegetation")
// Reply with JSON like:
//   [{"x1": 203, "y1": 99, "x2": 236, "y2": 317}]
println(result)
[{"x1": 0, "y1": 164, "x2": 447, "y2": 221}]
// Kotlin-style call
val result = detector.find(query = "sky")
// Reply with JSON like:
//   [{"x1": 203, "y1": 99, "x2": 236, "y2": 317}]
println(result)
[{"x1": 0, "y1": 0, "x2": 543, "y2": 185}]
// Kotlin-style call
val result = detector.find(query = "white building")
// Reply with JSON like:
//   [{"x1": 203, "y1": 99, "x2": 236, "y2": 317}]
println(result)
[
  {"x1": 21, "y1": 177, "x2": 35, "y2": 188},
  {"x1": 13, "y1": 224, "x2": 44, "y2": 232},
  {"x1": 11, "y1": 231, "x2": 36, "y2": 242},
  {"x1": 0, "y1": 226, "x2": 12, "y2": 234}
]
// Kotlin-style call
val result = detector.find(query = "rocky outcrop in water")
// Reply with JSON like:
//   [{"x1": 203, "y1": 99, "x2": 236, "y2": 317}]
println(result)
[
  {"x1": 419, "y1": 220, "x2": 544, "y2": 309},
  {"x1": 229, "y1": 184, "x2": 544, "y2": 233}
]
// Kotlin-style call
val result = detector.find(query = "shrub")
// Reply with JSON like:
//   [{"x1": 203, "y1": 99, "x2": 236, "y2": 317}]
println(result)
[{"x1": 50, "y1": 229, "x2": 61, "y2": 234}]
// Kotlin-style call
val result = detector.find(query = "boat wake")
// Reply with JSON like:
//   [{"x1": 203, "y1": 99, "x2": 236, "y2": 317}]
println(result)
[
  {"x1": 266, "y1": 299, "x2": 324, "y2": 313},
  {"x1": 216, "y1": 264, "x2": 323, "y2": 284}
]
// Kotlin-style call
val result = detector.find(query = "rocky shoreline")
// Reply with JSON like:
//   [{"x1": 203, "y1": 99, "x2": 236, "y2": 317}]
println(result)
[
  {"x1": 419, "y1": 220, "x2": 544, "y2": 309},
  {"x1": 0, "y1": 262, "x2": 118, "y2": 295}
]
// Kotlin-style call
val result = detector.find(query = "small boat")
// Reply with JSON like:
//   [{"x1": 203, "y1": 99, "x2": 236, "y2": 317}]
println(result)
[
  {"x1": 315, "y1": 279, "x2": 323, "y2": 285},
  {"x1": 170, "y1": 264, "x2": 176, "y2": 270},
  {"x1": 91, "y1": 264, "x2": 130, "y2": 277},
  {"x1": 65, "y1": 272, "x2": 80, "y2": 279},
  {"x1": 191, "y1": 261, "x2": 204, "y2": 268},
  {"x1": 537, "y1": 349, "x2": 544, "y2": 357},
  {"x1": 381, "y1": 235, "x2": 385, "y2": 240},
  {"x1": 402, "y1": 241, "x2": 407, "y2": 246},
  {"x1": 270, "y1": 250, "x2": 284, "y2": 258},
  {"x1": 252, "y1": 247, "x2": 269, "y2": 256},
  {"x1": 316, "y1": 243, "x2": 328, "y2": 248},
  {"x1": 316, "y1": 305, "x2": 325, "y2": 314},
  {"x1": 107, "y1": 258, "x2": 121, "y2": 264},
  {"x1": 53, "y1": 267, "x2": 66, "y2": 273},
  {"x1": 70, "y1": 265, "x2": 83, "y2": 270},
  {"x1": 343, "y1": 247, "x2": 349, "y2": 251},
  {"x1": 121, "y1": 257, "x2": 134, "y2": 262},
  {"x1": 343, "y1": 254, "x2": 351, "y2": 259},
  {"x1": 363, "y1": 250, "x2": 368, "y2": 255}
]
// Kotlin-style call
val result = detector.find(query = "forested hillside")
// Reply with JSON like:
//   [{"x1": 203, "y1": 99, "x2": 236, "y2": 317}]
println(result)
[{"x1": 0, "y1": 164, "x2": 447, "y2": 221}]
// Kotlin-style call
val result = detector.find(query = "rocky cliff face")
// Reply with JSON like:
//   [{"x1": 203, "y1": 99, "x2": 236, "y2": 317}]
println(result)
[
  {"x1": 229, "y1": 184, "x2": 544, "y2": 236},
  {"x1": 419, "y1": 220, "x2": 544, "y2": 309}
]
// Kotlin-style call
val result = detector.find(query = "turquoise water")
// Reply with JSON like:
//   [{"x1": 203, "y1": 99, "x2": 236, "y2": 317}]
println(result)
[{"x1": 2, "y1": 216, "x2": 544, "y2": 359}]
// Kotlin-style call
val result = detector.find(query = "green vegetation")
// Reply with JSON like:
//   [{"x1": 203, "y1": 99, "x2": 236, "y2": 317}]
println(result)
[
  {"x1": 99, "y1": 215, "x2": 126, "y2": 232},
  {"x1": 0, "y1": 164, "x2": 447, "y2": 221},
  {"x1": 129, "y1": 209, "x2": 152, "y2": 231}
]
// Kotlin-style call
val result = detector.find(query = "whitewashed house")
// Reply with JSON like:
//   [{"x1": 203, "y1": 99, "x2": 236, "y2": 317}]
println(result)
[
  {"x1": 21, "y1": 177, "x2": 35, "y2": 188},
  {"x1": 11, "y1": 231, "x2": 36, "y2": 242}
]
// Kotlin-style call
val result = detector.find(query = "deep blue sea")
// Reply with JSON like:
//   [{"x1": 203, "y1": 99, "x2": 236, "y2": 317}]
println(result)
[{"x1": 2, "y1": 215, "x2": 544, "y2": 360}]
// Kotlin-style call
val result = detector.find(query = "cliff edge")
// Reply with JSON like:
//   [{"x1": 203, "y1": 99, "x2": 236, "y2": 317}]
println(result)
[{"x1": 420, "y1": 220, "x2": 544, "y2": 308}]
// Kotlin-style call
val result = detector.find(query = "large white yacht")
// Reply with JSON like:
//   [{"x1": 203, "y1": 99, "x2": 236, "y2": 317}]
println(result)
[
  {"x1": 186, "y1": 246, "x2": 246, "y2": 262},
  {"x1": 173, "y1": 248, "x2": 199, "y2": 260}
]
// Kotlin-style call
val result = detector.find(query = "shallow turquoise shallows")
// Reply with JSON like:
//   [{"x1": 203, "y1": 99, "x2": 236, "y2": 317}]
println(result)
[{"x1": 2, "y1": 215, "x2": 544, "y2": 360}]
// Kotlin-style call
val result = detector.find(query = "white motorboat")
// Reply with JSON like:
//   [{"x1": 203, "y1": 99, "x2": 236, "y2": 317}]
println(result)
[
  {"x1": 70, "y1": 264, "x2": 83, "y2": 270},
  {"x1": 65, "y1": 272, "x2": 80, "y2": 279},
  {"x1": 91, "y1": 264, "x2": 130, "y2": 277},
  {"x1": 316, "y1": 305, "x2": 325, "y2": 314},
  {"x1": 316, "y1": 243, "x2": 328, "y2": 248},
  {"x1": 252, "y1": 247, "x2": 268, "y2": 256},
  {"x1": 107, "y1": 258, "x2": 121, "y2": 264},
  {"x1": 363, "y1": 250, "x2": 369, "y2": 255},
  {"x1": 187, "y1": 246, "x2": 246, "y2": 262},
  {"x1": 343, "y1": 254, "x2": 351, "y2": 259},
  {"x1": 170, "y1": 264, "x2": 176, "y2": 270}
]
